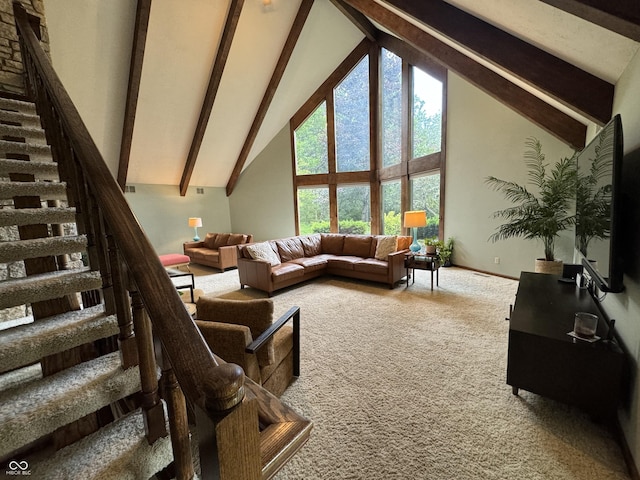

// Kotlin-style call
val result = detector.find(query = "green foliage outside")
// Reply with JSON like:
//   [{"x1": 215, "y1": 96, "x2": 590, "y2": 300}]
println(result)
[
  {"x1": 295, "y1": 50, "x2": 443, "y2": 236},
  {"x1": 301, "y1": 220, "x2": 370, "y2": 235},
  {"x1": 383, "y1": 211, "x2": 401, "y2": 235}
]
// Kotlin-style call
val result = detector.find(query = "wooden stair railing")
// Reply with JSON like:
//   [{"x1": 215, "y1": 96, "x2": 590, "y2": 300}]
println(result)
[{"x1": 13, "y1": 3, "x2": 311, "y2": 478}]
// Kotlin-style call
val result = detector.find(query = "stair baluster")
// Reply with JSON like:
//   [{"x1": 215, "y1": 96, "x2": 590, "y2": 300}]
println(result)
[{"x1": 159, "y1": 346, "x2": 195, "y2": 480}]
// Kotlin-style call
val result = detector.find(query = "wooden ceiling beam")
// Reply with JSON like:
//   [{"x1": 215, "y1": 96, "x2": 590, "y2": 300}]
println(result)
[
  {"x1": 180, "y1": 0, "x2": 244, "y2": 197},
  {"x1": 116, "y1": 0, "x2": 152, "y2": 191},
  {"x1": 381, "y1": 0, "x2": 613, "y2": 125},
  {"x1": 539, "y1": 0, "x2": 640, "y2": 41},
  {"x1": 226, "y1": 0, "x2": 314, "y2": 197},
  {"x1": 343, "y1": 0, "x2": 586, "y2": 149}
]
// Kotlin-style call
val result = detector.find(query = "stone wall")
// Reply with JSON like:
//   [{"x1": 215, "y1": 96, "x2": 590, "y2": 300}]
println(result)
[
  {"x1": 0, "y1": 0, "x2": 53, "y2": 322},
  {"x1": 0, "y1": 0, "x2": 49, "y2": 95}
]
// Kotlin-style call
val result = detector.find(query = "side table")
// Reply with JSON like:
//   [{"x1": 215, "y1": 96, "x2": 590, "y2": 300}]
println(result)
[
  {"x1": 405, "y1": 253, "x2": 440, "y2": 290},
  {"x1": 168, "y1": 269, "x2": 195, "y2": 303}
]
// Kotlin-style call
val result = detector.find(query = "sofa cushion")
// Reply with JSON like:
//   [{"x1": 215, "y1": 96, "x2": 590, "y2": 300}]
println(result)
[
  {"x1": 227, "y1": 234, "x2": 247, "y2": 245},
  {"x1": 204, "y1": 233, "x2": 218, "y2": 249},
  {"x1": 276, "y1": 237, "x2": 305, "y2": 262},
  {"x1": 354, "y1": 258, "x2": 388, "y2": 274},
  {"x1": 321, "y1": 234, "x2": 345, "y2": 255},
  {"x1": 290, "y1": 256, "x2": 328, "y2": 273},
  {"x1": 343, "y1": 235, "x2": 373, "y2": 257},
  {"x1": 246, "y1": 242, "x2": 281, "y2": 266},
  {"x1": 188, "y1": 248, "x2": 219, "y2": 262},
  {"x1": 300, "y1": 234, "x2": 321, "y2": 256},
  {"x1": 270, "y1": 262, "x2": 304, "y2": 282},
  {"x1": 326, "y1": 256, "x2": 360, "y2": 270},
  {"x1": 213, "y1": 233, "x2": 230, "y2": 248},
  {"x1": 374, "y1": 235, "x2": 397, "y2": 260}
]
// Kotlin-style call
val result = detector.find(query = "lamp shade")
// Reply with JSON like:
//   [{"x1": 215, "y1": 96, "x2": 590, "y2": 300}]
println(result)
[
  {"x1": 188, "y1": 217, "x2": 202, "y2": 228},
  {"x1": 403, "y1": 211, "x2": 427, "y2": 228}
]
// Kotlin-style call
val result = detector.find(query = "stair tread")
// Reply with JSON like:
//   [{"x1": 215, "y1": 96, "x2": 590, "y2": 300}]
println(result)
[
  {"x1": 0, "y1": 138, "x2": 50, "y2": 152},
  {"x1": 0, "y1": 206, "x2": 76, "y2": 227},
  {"x1": 0, "y1": 158, "x2": 58, "y2": 179},
  {"x1": 0, "y1": 97, "x2": 37, "y2": 114},
  {"x1": 0, "y1": 305, "x2": 118, "y2": 373},
  {"x1": 31, "y1": 408, "x2": 173, "y2": 480},
  {"x1": 0, "y1": 351, "x2": 141, "y2": 458},
  {"x1": 0, "y1": 234, "x2": 87, "y2": 263},
  {"x1": 0, "y1": 123, "x2": 46, "y2": 141},
  {"x1": 0, "y1": 268, "x2": 102, "y2": 309},
  {"x1": 0, "y1": 110, "x2": 40, "y2": 126},
  {"x1": 0, "y1": 180, "x2": 67, "y2": 200}
]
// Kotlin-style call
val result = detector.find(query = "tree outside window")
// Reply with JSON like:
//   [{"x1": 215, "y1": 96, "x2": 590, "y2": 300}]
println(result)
[
  {"x1": 294, "y1": 102, "x2": 328, "y2": 175},
  {"x1": 338, "y1": 185, "x2": 371, "y2": 234},
  {"x1": 297, "y1": 187, "x2": 330, "y2": 234}
]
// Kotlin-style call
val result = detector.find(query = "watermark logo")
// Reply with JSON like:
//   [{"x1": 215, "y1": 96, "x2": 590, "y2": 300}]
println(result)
[{"x1": 5, "y1": 460, "x2": 31, "y2": 476}]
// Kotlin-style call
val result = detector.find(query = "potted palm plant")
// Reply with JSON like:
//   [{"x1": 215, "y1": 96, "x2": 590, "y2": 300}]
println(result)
[{"x1": 485, "y1": 137, "x2": 576, "y2": 275}]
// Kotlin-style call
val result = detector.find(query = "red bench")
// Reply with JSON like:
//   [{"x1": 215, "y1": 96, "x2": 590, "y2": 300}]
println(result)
[{"x1": 159, "y1": 253, "x2": 191, "y2": 270}]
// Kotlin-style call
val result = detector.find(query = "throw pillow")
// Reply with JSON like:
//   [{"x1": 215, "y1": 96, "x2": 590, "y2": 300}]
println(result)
[
  {"x1": 397, "y1": 236, "x2": 412, "y2": 251},
  {"x1": 375, "y1": 235, "x2": 398, "y2": 260},
  {"x1": 203, "y1": 233, "x2": 217, "y2": 249},
  {"x1": 227, "y1": 234, "x2": 247, "y2": 245},
  {"x1": 212, "y1": 233, "x2": 230, "y2": 248},
  {"x1": 246, "y1": 242, "x2": 281, "y2": 266}
]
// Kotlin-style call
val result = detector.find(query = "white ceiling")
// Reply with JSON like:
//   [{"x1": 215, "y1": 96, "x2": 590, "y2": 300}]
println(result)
[{"x1": 45, "y1": 0, "x2": 640, "y2": 189}]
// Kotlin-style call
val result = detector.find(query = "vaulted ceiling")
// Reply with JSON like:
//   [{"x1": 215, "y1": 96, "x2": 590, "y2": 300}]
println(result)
[{"x1": 97, "y1": 0, "x2": 639, "y2": 194}]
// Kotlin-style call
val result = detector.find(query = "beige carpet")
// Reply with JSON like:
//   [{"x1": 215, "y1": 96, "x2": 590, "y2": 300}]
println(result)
[{"x1": 190, "y1": 265, "x2": 629, "y2": 480}]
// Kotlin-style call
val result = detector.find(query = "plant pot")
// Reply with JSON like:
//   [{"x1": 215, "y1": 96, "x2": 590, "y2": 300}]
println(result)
[
  {"x1": 534, "y1": 259, "x2": 563, "y2": 275},
  {"x1": 425, "y1": 245, "x2": 436, "y2": 254}
]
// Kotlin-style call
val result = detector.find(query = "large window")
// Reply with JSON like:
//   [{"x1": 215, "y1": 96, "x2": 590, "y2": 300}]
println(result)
[
  {"x1": 292, "y1": 41, "x2": 446, "y2": 237},
  {"x1": 335, "y1": 58, "x2": 370, "y2": 173}
]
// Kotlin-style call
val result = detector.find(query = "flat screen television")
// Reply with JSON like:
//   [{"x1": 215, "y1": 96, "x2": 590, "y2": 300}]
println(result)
[{"x1": 574, "y1": 114, "x2": 624, "y2": 293}]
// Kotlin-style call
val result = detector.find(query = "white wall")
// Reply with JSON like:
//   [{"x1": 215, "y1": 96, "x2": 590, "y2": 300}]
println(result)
[
  {"x1": 444, "y1": 72, "x2": 576, "y2": 277},
  {"x1": 601, "y1": 47, "x2": 640, "y2": 469},
  {"x1": 124, "y1": 184, "x2": 231, "y2": 255},
  {"x1": 228, "y1": 125, "x2": 296, "y2": 241},
  {"x1": 44, "y1": 0, "x2": 135, "y2": 177}
]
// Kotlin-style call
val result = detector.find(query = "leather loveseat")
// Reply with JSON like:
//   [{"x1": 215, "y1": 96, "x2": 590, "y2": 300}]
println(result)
[
  {"x1": 183, "y1": 232, "x2": 253, "y2": 271},
  {"x1": 237, "y1": 233, "x2": 412, "y2": 295}
]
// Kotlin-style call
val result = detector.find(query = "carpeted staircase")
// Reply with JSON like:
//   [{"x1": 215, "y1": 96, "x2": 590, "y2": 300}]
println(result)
[{"x1": 0, "y1": 96, "x2": 174, "y2": 478}]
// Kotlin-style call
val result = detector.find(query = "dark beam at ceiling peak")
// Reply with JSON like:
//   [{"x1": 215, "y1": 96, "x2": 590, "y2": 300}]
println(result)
[
  {"x1": 381, "y1": 0, "x2": 614, "y2": 125},
  {"x1": 540, "y1": 0, "x2": 640, "y2": 41}
]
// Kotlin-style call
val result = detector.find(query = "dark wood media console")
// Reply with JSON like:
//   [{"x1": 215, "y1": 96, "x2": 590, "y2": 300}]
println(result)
[{"x1": 507, "y1": 272, "x2": 625, "y2": 419}]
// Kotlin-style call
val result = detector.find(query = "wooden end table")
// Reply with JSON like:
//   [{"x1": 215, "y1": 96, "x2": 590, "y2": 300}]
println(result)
[{"x1": 405, "y1": 253, "x2": 440, "y2": 290}]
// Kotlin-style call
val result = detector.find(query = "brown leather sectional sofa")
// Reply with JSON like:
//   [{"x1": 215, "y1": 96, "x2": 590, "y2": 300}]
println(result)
[
  {"x1": 237, "y1": 233, "x2": 412, "y2": 295},
  {"x1": 183, "y1": 232, "x2": 253, "y2": 271}
]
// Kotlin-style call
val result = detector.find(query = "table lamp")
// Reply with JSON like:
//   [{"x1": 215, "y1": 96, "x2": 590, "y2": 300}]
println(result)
[
  {"x1": 403, "y1": 210, "x2": 427, "y2": 253},
  {"x1": 188, "y1": 217, "x2": 202, "y2": 241}
]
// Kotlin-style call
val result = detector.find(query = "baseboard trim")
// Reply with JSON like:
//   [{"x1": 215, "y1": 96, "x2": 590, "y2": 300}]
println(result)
[
  {"x1": 453, "y1": 264, "x2": 519, "y2": 281},
  {"x1": 615, "y1": 418, "x2": 640, "y2": 480}
]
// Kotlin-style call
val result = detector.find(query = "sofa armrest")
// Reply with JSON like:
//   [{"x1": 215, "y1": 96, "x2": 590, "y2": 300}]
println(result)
[
  {"x1": 247, "y1": 306, "x2": 300, "y2": 376},
  {"x1": 387, "y1": 249, "x2": 408, "y2": 283},
  {"x1": 184, "y1": 240, "x2": 205, "y2": 251},
  {"x1": 237, "y1": 257, "x2": 274, "y2": 292},
  {"x1": 217, "y1": 244, "x2": 239, "y2": 266}
]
